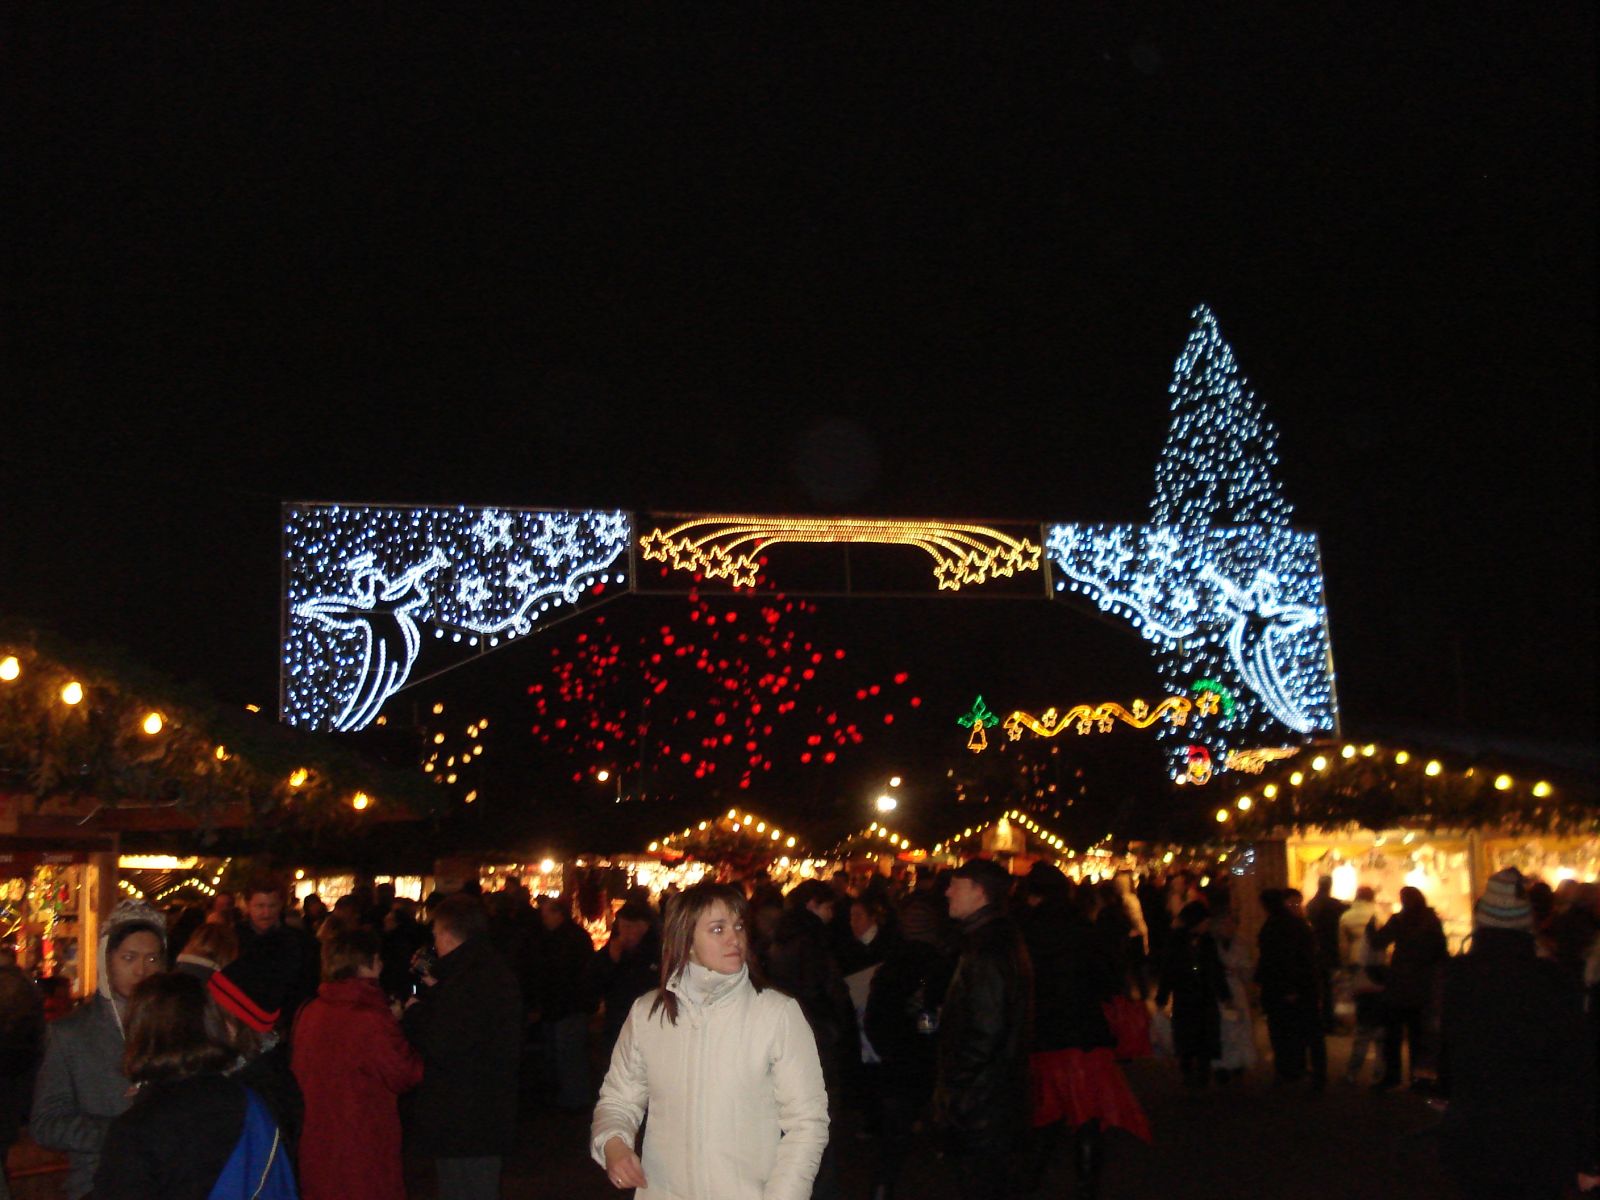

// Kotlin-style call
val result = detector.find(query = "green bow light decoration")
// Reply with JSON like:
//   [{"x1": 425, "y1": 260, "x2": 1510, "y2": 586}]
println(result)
[{"x1": 958, "y1": 695, "x2": 1000, "y2": 753}]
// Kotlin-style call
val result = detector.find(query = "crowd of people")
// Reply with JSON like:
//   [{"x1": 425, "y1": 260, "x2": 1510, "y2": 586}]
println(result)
[{"x1": 0, "y1": 861, "x2": 1592, "y2": 1199}]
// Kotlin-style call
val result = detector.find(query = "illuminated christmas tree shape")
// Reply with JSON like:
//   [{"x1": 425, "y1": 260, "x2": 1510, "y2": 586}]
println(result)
[
  {"x1": 1152, "y1": 305, "x2": 1294, "y2": 531},
  {"x1": 1047, "y1": 306, "x2": 1338, "y2": 777}
]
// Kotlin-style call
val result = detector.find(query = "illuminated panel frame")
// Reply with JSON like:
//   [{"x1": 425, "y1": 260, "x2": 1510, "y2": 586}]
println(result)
[
  {"x1": 1046, "y1": 523, "x2": 1338, "y2": 773},
  {"x1": 639, "y1": 514, "x2": 1041, "y2": 591},
  {"x1": 282, "y1": 505, "x2": 631, "y2": 732}
]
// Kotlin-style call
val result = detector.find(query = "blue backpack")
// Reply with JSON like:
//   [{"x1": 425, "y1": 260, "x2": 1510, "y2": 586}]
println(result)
[{"x1": 208, "y1": 1087, "x2": 298, "y2": 1200}]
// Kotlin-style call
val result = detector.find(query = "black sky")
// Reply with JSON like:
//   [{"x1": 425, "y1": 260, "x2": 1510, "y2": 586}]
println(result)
[{"x1": 3, "y1": 8, "x2": 1595, "y2": 772}]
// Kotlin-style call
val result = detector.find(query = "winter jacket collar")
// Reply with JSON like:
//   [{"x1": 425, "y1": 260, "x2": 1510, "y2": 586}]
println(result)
[
  {"x1": 958, "y1": 904, "x2": 1003, "y2": 935},
  {"x1": 316, "y1": 976, "x2": 390, "y2": 1008},
  {"x1": 432, "y1": 935, "x2": 491, "y2": 984},
  {"x1": 667, "y1": 961, "x2": 750, "y2": 1014},
  {"x1": 1469, "y1": 925, "x2": 1536, "y2": 960}
]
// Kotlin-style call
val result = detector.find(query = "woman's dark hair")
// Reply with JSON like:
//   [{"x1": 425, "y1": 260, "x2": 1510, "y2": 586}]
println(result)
[
  {"x1": 615, "y1": 899, "x2": 656, "y2": 926},
  {"x1": 122, "y1": 973, "x2": 233, "y2": 1084},
  {"x1": 323, "y1": 929, "x2": 382, "y2": 981},
  {"x1": 650, "y1": 883, "x2": 764, "y2": 1026},
  {"x1": 851, "y1": 895, "x2": 887, "y2": 925},
  {"x1": 786, "y1": 880, "x2": 834, "y2": 911}
]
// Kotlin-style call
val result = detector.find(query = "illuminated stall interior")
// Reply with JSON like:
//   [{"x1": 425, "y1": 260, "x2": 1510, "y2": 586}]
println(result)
[
  {"x1": 1288, "y1": 828, "x2": 1476, "y2": 950},
  {"x1": 292, "y1": 870, "x2": 432, "y2": 905},
  {"x1": 0, "y1": 851, "x2": 109, "y2": 998},
  {"x1": 1221, "y1": 739, "x2": 1593, "y2": 951},
  {"x1": 642, "y1": 808, "x2": 827, "y2": 895},
  {"x1": 118, "y1": 855, "x2": 225, "y2": 906}
]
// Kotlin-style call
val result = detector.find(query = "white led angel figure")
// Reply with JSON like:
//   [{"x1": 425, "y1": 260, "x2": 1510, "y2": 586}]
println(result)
[
  {"x1": 295, "y1": 547, "x2": 450, "y2": 731},
  {"x1": 1204, "y1": 567, "x2": 1319, "y2": 733}
]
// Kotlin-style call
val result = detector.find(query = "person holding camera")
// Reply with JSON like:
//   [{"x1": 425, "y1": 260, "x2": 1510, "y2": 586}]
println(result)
[{"x1": 402, "y1": 895, "x2": 523, "y2": 1200}]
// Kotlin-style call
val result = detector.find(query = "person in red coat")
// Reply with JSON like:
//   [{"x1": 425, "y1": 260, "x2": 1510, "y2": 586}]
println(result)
[{"x1": 291, "y1": 928, "x2": 424, "y2": 1200}]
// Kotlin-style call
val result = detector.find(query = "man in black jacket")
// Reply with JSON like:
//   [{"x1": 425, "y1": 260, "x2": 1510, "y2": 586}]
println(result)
[
  {"x1": 1304, "y1": 876, "x2": 1349, "y2": 1033},
  {"x1": 403, "y1": 894, "x2": 523, "y2": 1200},
  {"x1": 1256, "y1": 888, "x2": 1326, "y2": 1088},
  {"x1": 582, "y1": 898, "x2": 660, "y2": 1057},
  {"x1": 766, "y1": 878, "x2": 853, "y2": 1200},
  {"x1": 935, "y1": 858, "x2": 1033, "y2": 1200},
  {"x1": 236, "y1": 876, "x2": 320, "y2": 1039},
  {"x1": 531, "y1": 895, "x2": 598, "y2": 1111}
]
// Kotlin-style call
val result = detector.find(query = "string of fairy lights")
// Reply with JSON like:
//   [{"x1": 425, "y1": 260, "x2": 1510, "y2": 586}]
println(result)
[
  {"x1": 420, "y1": 701, "x2": 490, "y2": 805},
  {"x1": 1211, "y1": 742, "x2": 1559, "y2": 826},
  {"x1": 830, "y1": 821, "x2": 924, "y2": 857},
  {"x1": 647, "y1": 808, "x2": 802, "y2": 856},
  {"x1": 0, "y1": 651, "x2": 380, "y2": 814}
]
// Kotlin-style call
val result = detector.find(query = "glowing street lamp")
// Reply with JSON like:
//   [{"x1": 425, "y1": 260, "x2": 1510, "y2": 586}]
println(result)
[{"x1": 875, "y1": 794, "x2": 897, "y2": 813}]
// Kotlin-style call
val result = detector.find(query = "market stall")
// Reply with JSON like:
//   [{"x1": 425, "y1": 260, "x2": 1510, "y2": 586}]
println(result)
[
  {"x1": 1286, "y1": 826, "x2": 1476, "y2": 950},
  {"x1": 1214, "y1": 737, "x2": 1597, "y2": 950},
  {"x1": 0, "y1": 844, "x2": 116, "y2": 999}
]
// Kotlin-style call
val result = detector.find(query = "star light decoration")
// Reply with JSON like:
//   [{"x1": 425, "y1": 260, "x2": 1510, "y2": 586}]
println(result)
[
  {"x1": 526, "y1": 559, "x2": 919, "y2": 794},
  {"x1": 639, "y1": 516, "x2": 1041, "y2": 591},
  {"x1": 282, "y1": 505, "x2": 631, "y2": 732},
  {"x1": 1046, "y1": 306, "x2": 1338, "y2": 778}
]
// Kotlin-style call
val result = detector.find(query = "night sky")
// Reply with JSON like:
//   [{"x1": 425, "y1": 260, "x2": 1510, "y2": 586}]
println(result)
[{"x1": 3, "y1": 10, "x2": 1594, "y2": 832}]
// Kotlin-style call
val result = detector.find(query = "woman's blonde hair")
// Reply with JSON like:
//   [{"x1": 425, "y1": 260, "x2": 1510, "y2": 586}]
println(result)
[
  {"x1": 649, "y1": 883, "x2": 764, "y2": 1025},
  {"x1": 180, "y1": 921, "x2": 239, "y2": 970}
]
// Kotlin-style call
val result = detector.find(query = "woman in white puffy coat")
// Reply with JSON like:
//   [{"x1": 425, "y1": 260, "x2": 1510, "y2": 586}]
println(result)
[{"x1": 591, "y1": 882, "x2": 829, "y2": 1199}]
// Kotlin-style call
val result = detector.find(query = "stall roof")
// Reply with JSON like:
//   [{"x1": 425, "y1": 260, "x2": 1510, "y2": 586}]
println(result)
[
  {"x1": 0, "y1": 618, "x2": 440, "y2": 840},
  {"x1": 1215, "y1": 735, "x2": 1599, "y2": 836}
]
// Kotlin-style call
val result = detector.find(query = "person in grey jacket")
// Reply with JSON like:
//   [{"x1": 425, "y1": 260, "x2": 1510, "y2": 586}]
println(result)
[{"x1": 30, "y1": 900, "x2": 166, "y2": 1199}]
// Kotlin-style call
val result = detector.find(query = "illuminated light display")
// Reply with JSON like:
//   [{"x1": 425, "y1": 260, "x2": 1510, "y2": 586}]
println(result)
[
  {"x1": 282, "y1": 505, "x2": 631, "y2": 731},
  {"x1": 932, "y1": 810, "x2": 1073, "y2": 857},
  {"x1": 649, "y1": 809, "x2": 802, "y2": 856},
  {"x1": 958, "y1": 695, "x2": 1000, "y2": 753},
  {"x1": 1003, "y1": 691, "x2": 1217, "y2": 742},
  {"x1": 1191, "y1": 679, "x2": 1236, "y2": 719},
  {"x1": 526, "y1": 576, "x2": 909, "y2": 794},
  {"x1": 1224, "y1": 745, "x2": 1303, "y2": 774},
  {"x1": 1047, "y1": 307, "x2": 1338, "y2": 777},
  {"x1": 1186, "y1": 745, "x2": 1214, "y2": 785},
  {"x1": 1048, "y1": 523, "x2": 1335, "y2": 760},
  {"x1": 832, "y1": 821, "x2": 924, "y2": 856},
  {"x1": 639, "y1": 515, "x2": 1041, "y2": 592}
]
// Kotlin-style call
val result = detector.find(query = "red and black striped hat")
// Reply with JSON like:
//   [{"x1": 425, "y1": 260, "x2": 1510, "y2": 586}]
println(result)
[{"x1": 207, "y1": 949, "x2": 286, "y2": 1033}]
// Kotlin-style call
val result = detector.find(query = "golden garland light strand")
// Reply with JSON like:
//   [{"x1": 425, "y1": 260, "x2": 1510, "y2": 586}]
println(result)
[{"x1": 1003, "y1": 690, "x2": 1218, "y2": 741}]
